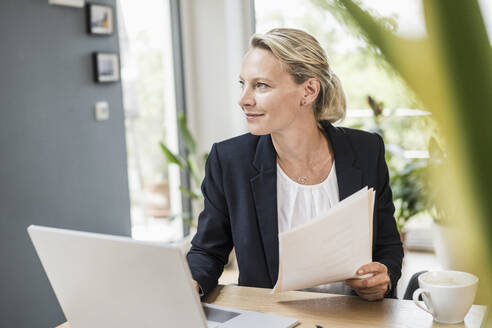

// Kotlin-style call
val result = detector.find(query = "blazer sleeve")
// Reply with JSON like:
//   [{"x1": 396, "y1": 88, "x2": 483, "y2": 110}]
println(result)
[
  {"x1": 186, "y1": 143, "x2": 233, "y2": 297},
  {"x1": 373, "y1": 133, "x2": 404, "y2": 298}
]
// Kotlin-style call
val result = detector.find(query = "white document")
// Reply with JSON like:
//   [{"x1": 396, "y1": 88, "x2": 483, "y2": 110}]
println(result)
[{"x1": 272, "y1": 187, "x2": 375, "y2": 293}]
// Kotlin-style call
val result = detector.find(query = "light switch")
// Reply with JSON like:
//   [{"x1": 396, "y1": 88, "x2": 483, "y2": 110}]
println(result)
[{"x1": 95, "y1": 101, "x2": 109, "y2": 121}]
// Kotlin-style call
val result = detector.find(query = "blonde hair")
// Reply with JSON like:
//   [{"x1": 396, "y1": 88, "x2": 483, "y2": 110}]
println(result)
[{"x1": 250, "y1": 28, "x2": 346, "y2": 123}]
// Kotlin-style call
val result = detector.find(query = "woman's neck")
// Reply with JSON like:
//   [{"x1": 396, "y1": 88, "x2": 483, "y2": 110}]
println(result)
[{"x1": 271, "y1": 118, "x2": 331, "y2": 168}]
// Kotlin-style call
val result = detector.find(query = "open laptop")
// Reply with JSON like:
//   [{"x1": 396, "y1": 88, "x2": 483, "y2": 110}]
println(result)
[{"x1": 27, "y1": 225, "x2": 298, "y2": 328}]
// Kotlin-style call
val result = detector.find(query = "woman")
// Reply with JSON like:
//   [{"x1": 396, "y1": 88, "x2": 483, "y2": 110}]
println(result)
[{"x1": 186, "y1": 28, "x2": 403, "y2": 301}]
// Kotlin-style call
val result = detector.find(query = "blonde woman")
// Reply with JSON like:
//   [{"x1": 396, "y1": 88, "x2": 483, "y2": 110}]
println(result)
[{"x1": 187, "y1": 28, "x2": 403, "y2": 301}]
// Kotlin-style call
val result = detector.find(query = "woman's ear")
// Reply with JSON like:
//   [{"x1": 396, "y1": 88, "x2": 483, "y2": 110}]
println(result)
[{"x1": 302, "y1": 78, "x2": 320, "y2": 106}]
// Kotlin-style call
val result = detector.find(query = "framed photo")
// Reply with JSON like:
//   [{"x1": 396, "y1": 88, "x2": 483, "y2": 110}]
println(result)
[
  {"x1": 87, "y1": 3, "x2": 114, "y2": 35},
  {"x1": 49, "y1": 0, "x2": 84, "y2": 8},
  {"x1": 93, "y1": 52, "x2": 120, "y2": 83}
]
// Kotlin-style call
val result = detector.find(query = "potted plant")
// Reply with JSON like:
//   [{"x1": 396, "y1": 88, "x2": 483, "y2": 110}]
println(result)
[
  {"x1": 365, "y1": 95, "x2": 435, "y2": 241},
  {"x1": 159, "y1": 112, "x2": 208, "y2": 228},
  {"x1": 159, "y1": 114, "x2": 237, "y2": 270}
]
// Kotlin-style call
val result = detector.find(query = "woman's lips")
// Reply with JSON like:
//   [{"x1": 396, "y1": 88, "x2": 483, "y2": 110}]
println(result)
[{"x1": 245, "y1": 113, "x2": 264, "y2": 121}]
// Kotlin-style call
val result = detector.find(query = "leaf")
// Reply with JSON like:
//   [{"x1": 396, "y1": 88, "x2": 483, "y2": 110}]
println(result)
[
  {"x1": 337, "y1": 0, "x2": 492, "y2": 307},
  {"x1": 159, "y1": 142, "x2": 187, "y2": 169},
  {"x1": 179, "y1": 186, "x2": 201, "y2": 200},
  {"x1": 178, "y1": 113, "x2": 197, "y2": 154}
]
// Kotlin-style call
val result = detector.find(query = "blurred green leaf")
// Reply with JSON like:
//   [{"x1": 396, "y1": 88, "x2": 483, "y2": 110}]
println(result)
[
  {"x1": 159, "y1": 142, "x2": 186, "y2": 169},
  {"x1": 160, "y1": 114, "x2": 208, "y2": 228},
  {"x1": 179, "y1": 186, "x2": 201, "y2": 200},
  {"x1": 178, "y1": 112, "x2": 197, "y2": 154},
  {"x1": 338, "y1": 0, "x2": 492, "y2": 310}
]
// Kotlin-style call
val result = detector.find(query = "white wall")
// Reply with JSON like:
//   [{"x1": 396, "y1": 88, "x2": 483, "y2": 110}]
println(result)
[{"x1": 180, "y1": 0, "x2": 255, "y2": 154}]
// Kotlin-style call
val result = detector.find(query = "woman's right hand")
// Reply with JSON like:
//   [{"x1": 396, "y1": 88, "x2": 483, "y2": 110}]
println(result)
[{"x1": 192, "y1": 279, "x2": 201, "y2": 295}]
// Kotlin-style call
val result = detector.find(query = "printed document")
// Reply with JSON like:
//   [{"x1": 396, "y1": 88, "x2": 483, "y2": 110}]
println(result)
[{"x1": 272, "y1": 187, "x2": 375, "y2": 293}]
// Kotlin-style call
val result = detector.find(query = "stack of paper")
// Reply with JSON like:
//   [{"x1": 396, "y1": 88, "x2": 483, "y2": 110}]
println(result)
[{"x1": 272, "y1": 187, "x2": 375, "y2": 293}]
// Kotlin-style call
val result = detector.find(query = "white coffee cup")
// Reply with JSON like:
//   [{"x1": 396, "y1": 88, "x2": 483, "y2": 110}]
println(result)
[{"x1": 413, "y1": 270, "x2": 478, "y2": 324}]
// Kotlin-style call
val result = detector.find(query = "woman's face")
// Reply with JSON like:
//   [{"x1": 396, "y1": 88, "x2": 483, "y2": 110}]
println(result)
[{"x1": 238, "y1": 48, "x2": 305, "y2": 135}]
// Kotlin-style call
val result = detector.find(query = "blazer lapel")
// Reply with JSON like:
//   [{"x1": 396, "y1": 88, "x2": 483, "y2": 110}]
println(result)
[
  {"x1": 322, "y1": 121, "x2": 363, "y2": 200},
  {"x1": 250, "y1": 135, "x2": 279, "y2": 286}
]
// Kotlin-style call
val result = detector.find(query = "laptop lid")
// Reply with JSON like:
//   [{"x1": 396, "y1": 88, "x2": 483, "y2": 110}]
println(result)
[{"x1": 28, "y1": 225, "x2": 207, "y2": 328}]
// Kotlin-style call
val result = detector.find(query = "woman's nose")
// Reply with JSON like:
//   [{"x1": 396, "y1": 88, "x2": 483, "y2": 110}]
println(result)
[{"x1": 238, "y1": 87, "x2": 255, "y2": 108}]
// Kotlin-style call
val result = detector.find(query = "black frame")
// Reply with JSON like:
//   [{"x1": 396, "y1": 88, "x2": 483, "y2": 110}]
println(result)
[
  {"x1": 167, "y1": 0, "x2": 255, "y2": 237},
  {"x1": 93, "y1": 52, "x2": 120, "y2": 83},
  {"x1": 86, "y1": 3, "x2": 114, "y2": 35},
  {"x1": 170, "y1": 0, "x2": 193, "y2": 236}
]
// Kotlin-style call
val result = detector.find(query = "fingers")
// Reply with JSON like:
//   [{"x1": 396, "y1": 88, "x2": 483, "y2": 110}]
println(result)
[
  {"x1": 356, "y1": 262, "x2": 387, "y2": 276},
  {"x1": 346, "y1": 272, "x2": 389, "y2": 289},
  {"x1": 350, "y1": 281, "x2": 388, "y2": 301},
  {"x1": 345, "y1": 262, "x2": 390, "y2": 301},
  {"x1": 347, "y1": 262, "x2": 389, "y2": 289},
  {"x1": 350, "y1": 285, "x2": 384, "y2": 294},
  {"x1": 356, "y1": 283, "x2": 388, "y2": 300},
  {"x1": 192, "y1": 279, "x2": 200, "y2": 294}
]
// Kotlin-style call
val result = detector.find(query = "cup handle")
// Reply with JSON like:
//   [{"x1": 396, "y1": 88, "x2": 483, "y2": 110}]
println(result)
[{"x1": 413, "y1": 288, "x2": 435, "y2": 316}]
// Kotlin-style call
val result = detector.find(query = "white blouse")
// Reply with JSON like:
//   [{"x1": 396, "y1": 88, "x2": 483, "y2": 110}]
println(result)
[
  {"x1": 276, "y1": 161, "x2": 353, "y2": 295},
  {"x1": 277, "y1": 161, "x2": 339, "y2": 234}
]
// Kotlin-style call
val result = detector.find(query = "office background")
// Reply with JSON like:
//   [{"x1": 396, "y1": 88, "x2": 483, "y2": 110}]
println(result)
[
  {"x1": 1, "y1": 1, "x2": 491, "y2": 327},
  {"x1": 0, "y1": 1, "x2": 131, "y2": 327}
]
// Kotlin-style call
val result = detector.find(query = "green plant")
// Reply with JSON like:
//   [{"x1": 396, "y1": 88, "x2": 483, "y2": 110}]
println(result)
[
  {"x1": 390, "y1": 159, "x2": 428, "y2": 231},
  {"x1": 389, "y1": 138, "x2": 446, "y2": 231},
  {"x1": 337, "y1": 0, "x2": 492, "y2": 315},
  {"x1": 362, "y1": 95, "x2": 441, "y2": 231},
  {"x1": 159, "y1": 113, "x2": 208, "y2": 227}
]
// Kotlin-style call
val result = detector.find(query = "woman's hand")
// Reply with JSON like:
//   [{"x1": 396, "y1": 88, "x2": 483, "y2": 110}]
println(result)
[
  {"x1": 192, "y1": 279, "x2": 201, "y2": 295},
  {"x1": 345, "y1": 262, "x2": 390, "y2": 301}
]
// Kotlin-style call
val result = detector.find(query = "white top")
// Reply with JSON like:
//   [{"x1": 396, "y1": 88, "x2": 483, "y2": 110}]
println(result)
[
  {"x1": 276, "y1": 161, "x2": 353, "y2": 295},
  {"x1": 277, "y1": 161, "x2": 340, "y2": 234}
]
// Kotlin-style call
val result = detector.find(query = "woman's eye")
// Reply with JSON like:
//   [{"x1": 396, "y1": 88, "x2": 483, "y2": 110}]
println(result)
[{"x1": 256, "y1": 82, "x2": 268, "y2": 89}]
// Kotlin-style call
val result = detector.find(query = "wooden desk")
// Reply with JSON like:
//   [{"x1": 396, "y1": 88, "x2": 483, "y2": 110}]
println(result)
[{"x1": 57, "y1": 285, "x2": 487, "y2": 328}]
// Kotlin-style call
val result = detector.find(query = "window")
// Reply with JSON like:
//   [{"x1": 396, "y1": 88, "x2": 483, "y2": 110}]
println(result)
[
  {"x1": 254, "y1": 0, "x2": 436, "y2": 258},
  {"x1": 117, "y1": 0, "x2": 182, "y2": 241}
]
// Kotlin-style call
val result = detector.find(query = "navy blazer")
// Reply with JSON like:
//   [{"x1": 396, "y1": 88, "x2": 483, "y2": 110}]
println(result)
[{"x1": 186, "y1": 121, "x2": 403, "y2": 298}]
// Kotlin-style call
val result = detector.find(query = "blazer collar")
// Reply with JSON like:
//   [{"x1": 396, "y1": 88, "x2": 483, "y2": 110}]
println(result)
[
  {"x1": 249, "y1": 121, "x2": 362, "y2": 286},
  {"x1": 252, "y1": 134, "x2": 277, "y2": 172},
  {"x1": 320, "y1": 120, "x2": 363, "y2": 200},
  {"x1": 251, "y1": 121, "x2": 362, "y2": 197},
  {"x1": 250, "y1": 134, "x2": 278, "y2": 285}
]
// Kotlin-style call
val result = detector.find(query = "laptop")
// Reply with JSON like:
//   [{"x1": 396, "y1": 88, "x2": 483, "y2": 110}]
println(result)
[{"x1": 27, "y1": 225, "x2": 298, "y2": 328}]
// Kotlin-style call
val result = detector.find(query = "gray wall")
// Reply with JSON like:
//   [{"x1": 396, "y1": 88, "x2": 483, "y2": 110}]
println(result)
[{"x1": 0, "y1": 1, "x2": 131, "y2": 327}]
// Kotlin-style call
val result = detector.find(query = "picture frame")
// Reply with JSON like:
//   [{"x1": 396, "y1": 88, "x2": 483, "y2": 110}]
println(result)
[
  {"x1": 87, "y1": 3, "x2": 114, "y2": 35},
  {"x1": 93, "y1": 52, "x2": 120, "y2": 83},
  {"x1": 49, "y1": 0, "x2": 84, "y2": 8}
]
